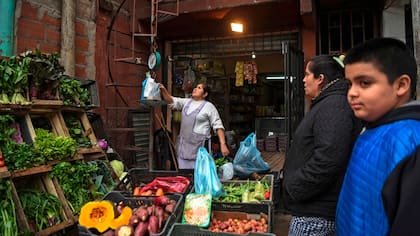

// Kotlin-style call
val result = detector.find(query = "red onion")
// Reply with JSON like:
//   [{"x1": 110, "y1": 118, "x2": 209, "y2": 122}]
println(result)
[{"x1": 97, "y1": 139, "x2": 108, "y2": 150}]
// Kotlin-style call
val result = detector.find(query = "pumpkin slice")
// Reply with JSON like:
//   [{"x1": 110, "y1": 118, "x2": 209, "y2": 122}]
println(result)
[
  {"x1": 109, "y1": 206, "x2": 133, "y2": 230},
  {"x1": 79, "y1": 200, "x2": 115, "y2": 233}
]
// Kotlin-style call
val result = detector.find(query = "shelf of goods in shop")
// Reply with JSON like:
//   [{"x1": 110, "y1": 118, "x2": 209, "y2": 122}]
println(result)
[
  {"x1": 113, "y1": 168, "x2": 194, "y2": 197},
  {"x1": 78, "y1": 191, "x2": 183, "y2": 236}
]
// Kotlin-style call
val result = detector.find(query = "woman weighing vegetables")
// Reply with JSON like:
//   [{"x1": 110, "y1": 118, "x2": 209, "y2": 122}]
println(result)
[{"x1": 160, "y1": 83, "x2": 230, "y2": 169}]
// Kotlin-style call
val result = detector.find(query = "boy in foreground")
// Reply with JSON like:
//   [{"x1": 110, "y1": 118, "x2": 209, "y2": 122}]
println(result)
[{"x1": 336, "y1": 37, "x2": 420, "y2": 235}]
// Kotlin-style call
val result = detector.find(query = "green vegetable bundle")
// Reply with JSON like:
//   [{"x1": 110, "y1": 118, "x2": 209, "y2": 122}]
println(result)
[
  {"x1": 34, "y1": 128, "x2": 77, "y2": 161},
  {"x1": 0, "y1": 179, "x2": 18, "y2": 236},
  {"x1": 59, "y1": 76, "x2": 89, "y2": 107},
  {"x1": 50, "y1": 161, "x2": 98, "y2": 214},
  {"x1": 19, "y1": 188, "x2": 64, "y2": 232}
]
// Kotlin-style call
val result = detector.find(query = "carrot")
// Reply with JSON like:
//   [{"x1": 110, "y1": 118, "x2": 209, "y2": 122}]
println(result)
[
  {"x1": 155, "y1": 188, "x2": 164, "y2": 196},
  {"x1": 133, "y1": 187, "x2": 142, "y2": 196}
]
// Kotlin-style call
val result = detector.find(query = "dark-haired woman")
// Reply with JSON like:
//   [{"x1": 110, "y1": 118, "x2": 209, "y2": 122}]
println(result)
[
  {"x1": 160, "y1": 83, "x2": 229, "y2": 169},
  {"x1": 282, "y1": 55, "x2": 362, "y2": 235}
]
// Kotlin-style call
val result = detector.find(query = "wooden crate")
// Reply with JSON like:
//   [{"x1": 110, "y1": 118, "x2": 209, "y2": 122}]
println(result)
[
  {"x1": 28, "y1": 109, "x2": 67, "y2": 138},
  {"x1": 60, "y1": 110, "x2": 99, "y2": 149},
  {"x1": 12, "y1": 171, "x2": 76, "y2": 235},
  {"x1": 30, "y1": 99, "x2": 63, "y2": 107},
  {"x1": 0, "y1": 166, "x2": 11, "y2": 178}
]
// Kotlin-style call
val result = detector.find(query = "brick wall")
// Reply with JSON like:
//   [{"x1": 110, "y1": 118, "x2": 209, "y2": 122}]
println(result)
[
  {"x1": 17, "y1": 1, "x2": 61, "y2": 54},
  {"x1": 16, "y1": 0, "x2": 98, "y2": 80}
]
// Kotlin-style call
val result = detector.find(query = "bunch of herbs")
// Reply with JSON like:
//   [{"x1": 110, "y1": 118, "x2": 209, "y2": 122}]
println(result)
[
  {"x1": 59, "y1": 76, "x2": 90, "y2": 107},
  {"x1": 63, "y1": 115, "x2": 91, "y2": 148},
  {"x1": 50, "y1": 161, "x2": 98, "y2": 214},
  {"x1": 18, "y1": 188, "x2": 63, "y2": 232},
  {"x1": 87, "y1": 160, "x2": 116, "y2": 198},
  {"x1": 0, "y1": 179, "x2": 18, "y2": 236},
  {"x1": 0, "y1": 115, "x2": 41, "y2": 170}
]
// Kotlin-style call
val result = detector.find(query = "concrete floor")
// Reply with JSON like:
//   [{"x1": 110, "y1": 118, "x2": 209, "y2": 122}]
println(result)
[
  {"x1": 261, "y1": 151, "x2": 291, "y2": 236},
  {"x1": 273, "y1": 212, "x2": 292, "y2": 236}
]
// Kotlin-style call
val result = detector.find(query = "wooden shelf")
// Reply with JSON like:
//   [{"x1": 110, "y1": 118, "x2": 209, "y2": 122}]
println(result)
[
  {"x1": 0, "y1": 167, "x2": 11, "y2": 178},
  {"x1": 11, "y1": 165, "x2": 52, "y2": 178}
]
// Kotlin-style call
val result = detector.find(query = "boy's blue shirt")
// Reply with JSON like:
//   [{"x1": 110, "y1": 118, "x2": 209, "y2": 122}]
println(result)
[{"x1": 336, "y1": 101, "x2": 420, "y2": 236}]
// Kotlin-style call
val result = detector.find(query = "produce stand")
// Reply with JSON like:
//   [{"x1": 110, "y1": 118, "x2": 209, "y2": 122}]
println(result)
[{"x1": 78, "y1": 168, "x2": 277, "y2": 235}]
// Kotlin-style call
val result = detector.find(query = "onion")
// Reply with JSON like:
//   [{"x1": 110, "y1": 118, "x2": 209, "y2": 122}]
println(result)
[{"x1": 97, "y1": 139, "x2": 108, "y2": 150}]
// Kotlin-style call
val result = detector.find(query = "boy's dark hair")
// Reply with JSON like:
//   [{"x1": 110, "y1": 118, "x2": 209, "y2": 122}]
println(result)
[
  {"x1": 308, "y1": 55, "x2": 345, "y2": 83},
  {"x1": 344, "y1": 37, "x2": 417, "y2": 99}
]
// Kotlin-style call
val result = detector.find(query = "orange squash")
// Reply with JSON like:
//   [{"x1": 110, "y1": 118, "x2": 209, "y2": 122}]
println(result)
[
  {"x1": 78, "y1": 200, "x2": 115, "y2": 233},
  {"x1": 109, "y1": 206, "x2": 133, "y2": 230}
]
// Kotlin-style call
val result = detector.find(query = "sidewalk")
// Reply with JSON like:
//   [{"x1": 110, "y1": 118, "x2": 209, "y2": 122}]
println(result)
[{"x1": 261, "y1": 151, "x2": 291, "y2": 236}]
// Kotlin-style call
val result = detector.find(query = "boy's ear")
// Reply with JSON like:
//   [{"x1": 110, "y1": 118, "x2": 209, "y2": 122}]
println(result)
[{"x1": 395, "y1": 75, "x2": 411, "y2": 97}]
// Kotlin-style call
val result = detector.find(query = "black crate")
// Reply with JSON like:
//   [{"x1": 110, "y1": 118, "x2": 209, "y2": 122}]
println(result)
[
  {"x1": 79, "y1": 79, "x2": 100, "y2": 109},
  {"x1": 168, "y1": 223, "x2": 276, "y2": 236},
  {"x1": 212, "y1": 201, "x2": 273, "y2": 233},
  {"x1": 114, "y1": 168, "x2": 194, "y2": 196},
  {"x1": 269, "y1": 171, "x2": 282, "y2": 212},
  {"x1": 104, "y1": 191, "x2": 184, "y2": 236},
  {"x1": 169, "y1": 201, "x2": 274, "y2": 236},
  {"x1": 215, "y1": 174, "x2": 274, "y2": 204}
]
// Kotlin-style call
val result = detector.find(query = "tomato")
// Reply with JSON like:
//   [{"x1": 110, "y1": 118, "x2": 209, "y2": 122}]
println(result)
[
  {"x1": 0, "y1": 160, "x2": 5, "y2": 167},
  {"x1": 265, "y1": 190, "x2": 270, "y2": 200}
]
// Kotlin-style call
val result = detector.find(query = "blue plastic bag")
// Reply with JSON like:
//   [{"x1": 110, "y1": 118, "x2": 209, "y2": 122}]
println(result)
[
  {"x1": 233, "y1": 132, "x2": 270, "y2": 178},
  {"x1": 194, "y1": 147, "x2": 225, "y2": 198},
  {"x1": 140, "y1": 74, "x2": 148, "y2": 101}
]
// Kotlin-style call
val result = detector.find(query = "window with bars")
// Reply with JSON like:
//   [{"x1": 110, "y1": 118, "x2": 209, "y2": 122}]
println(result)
[{"x1": 319, "y1": 9, "x2": 378, "y2": 54}]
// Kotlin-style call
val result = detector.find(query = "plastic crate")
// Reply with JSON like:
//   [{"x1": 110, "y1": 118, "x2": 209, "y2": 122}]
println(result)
[
  {"x1": 269, "y1": 171, "x2": 282, "y2": 212},
  {"x1": 114, "y1": 168, "x2": 194, "y2": 196},
  {"x1": 212, "y1": 200, "x2": 273, "y2": 232},
  {"x1": 103, "y1": 191, "x2": 184, "y2": 236},
  {"x1": 169, "y1": 201, "x2": 274, "y2": 235},
  {"x1": 79, "y1": 78, "x2": 100, "y2": 109},
  {"x1": 277, "y1": 135, "x2": 288, "y2": 152},
  {"x1": 264, "y1": 136, "x2": 278, "y2": 152},
  {"x1": 215, "y1": 174, "x2": 274, "y2": 204},
  {"x1": 168, "y1": 223, "x2": 276, "y2": 236}
]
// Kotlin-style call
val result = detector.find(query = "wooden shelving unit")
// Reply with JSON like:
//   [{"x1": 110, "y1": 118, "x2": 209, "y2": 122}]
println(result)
[{"x1": 0, "y1": 101, "x2": 115, "y2": 235}]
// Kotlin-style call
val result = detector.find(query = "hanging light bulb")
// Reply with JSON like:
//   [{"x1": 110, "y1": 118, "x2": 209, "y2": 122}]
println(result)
[
  {"x1": 231, "y1": 22, "x2": 243, "y2": 33},
  {"x1": 251, "y1": 51, "x2": 256, "y2": 59}
]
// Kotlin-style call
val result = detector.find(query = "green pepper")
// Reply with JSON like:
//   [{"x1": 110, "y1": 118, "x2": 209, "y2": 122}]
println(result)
[
  {"x1": 253, "y1": 181, "x2": 265, "y2": 200},
  {"x1": 242, "y1": 189, "x2": 250, "y2": 203},
  {"x1": 248, "y1": 192, "x2": 259, "y2": 203}
]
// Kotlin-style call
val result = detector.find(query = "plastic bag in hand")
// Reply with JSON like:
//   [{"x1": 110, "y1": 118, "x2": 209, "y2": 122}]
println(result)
[
  {"x1": 233, "y1": 132, "x2": 270, "y2": 178},
  {"x1": 194, "y1": 147, "x2": 225, "y2": 198}
]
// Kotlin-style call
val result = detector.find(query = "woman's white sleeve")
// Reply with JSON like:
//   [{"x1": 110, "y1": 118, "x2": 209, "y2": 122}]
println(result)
[
  {"x1": 208, "y1": 103, "x2": 225, "y2": 131},
  {"x1": 170, "y1": 97, "x2": 188, "y2": 110}
]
